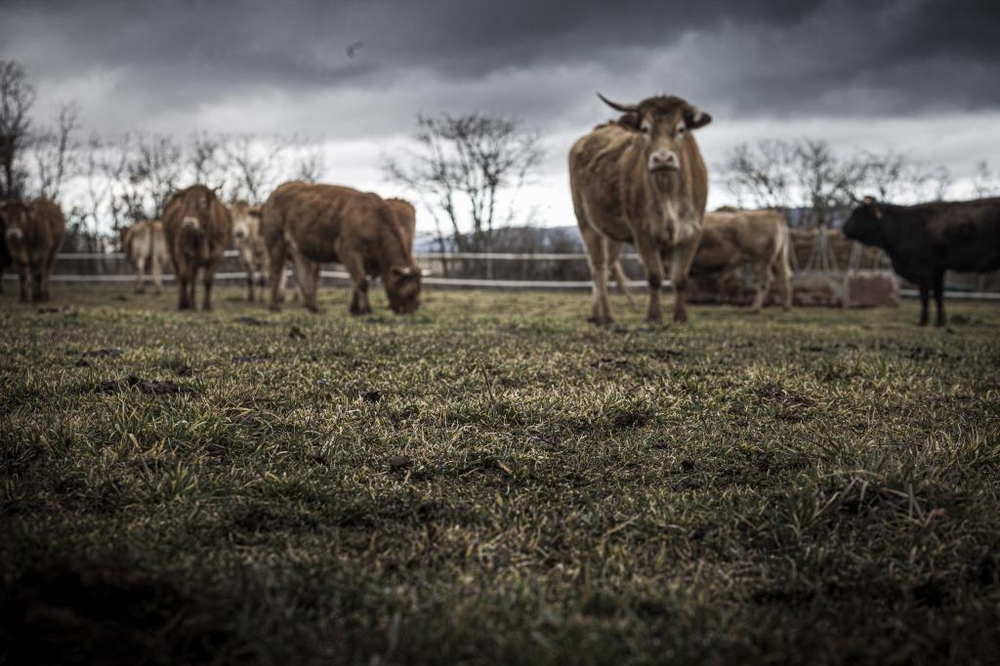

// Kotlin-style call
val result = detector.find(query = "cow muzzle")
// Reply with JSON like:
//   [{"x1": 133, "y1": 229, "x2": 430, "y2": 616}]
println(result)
[
  {"x1": 182, "y1": 216, "x2": 201, "y2": 230},
  {"x1": 648, "y1": 151, "x2": 680, "y2": 172},
  {"x1": 5, "y1": 228, "x2": 23, "y2": 243}
]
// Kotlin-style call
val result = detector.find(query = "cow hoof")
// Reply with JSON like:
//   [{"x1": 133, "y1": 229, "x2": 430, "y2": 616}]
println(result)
[{"x1": 587, "y1": 315, "x2": 613, "y2": 325}]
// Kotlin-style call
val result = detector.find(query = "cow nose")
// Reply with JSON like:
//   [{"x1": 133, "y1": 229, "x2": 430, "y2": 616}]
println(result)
[
  {"x1": 182, "y1": 216, "x2": 200, "y2": 229},
  {"x1": 648, "y1": 151, "x2": 679, "y2": 171},
  {"x1": 234, "y1": 229, "x2": 245, "y2": 238}
]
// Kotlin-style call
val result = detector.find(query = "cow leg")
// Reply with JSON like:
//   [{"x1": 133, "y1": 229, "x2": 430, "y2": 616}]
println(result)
[
  {"x1": 151, "y1": 253, "x2": 163, "y2": 295},
  {"x1": 30, "y1": 261, "x2": 46, "y2": 302},
  {"x1": 202, "y1": 264, "x2": 218, "y2": 311},
  {"x1": 776, "y1": 255, "x2": 793, "y2": 311},
  {"x1": 581, "y1": 229, "x2": 613, "y2": 324},
  {"x1": 933, "y1": 269, "x2": 946, "y2": 327},
  {"x1": 634, "y1": 235, "x2": 666, "y2": 323},
  {"x1": 750, "y1": 261, "x2": 773, "y2": 313},
  {"x1": 667, "y1": 232, "x2": 702, "y2": 324},
  {"x1": 267, "y1": 242, "x2": 287, "y2": 312},
  {"x1": 342, "y1": 255, "x2": 371, "y2": 315},
  {"x1": 917, "y1": 282, "x2": 930, "y2": 326},
  {"x1": 287, "y1": 252, "x2": 317, "y2": 312},
  {"x1": 245, "y1": 261, "x2": 255, "y2": 302},
  {"x1": 17, "y1": 263, "x2": 28, "y2": 302}
]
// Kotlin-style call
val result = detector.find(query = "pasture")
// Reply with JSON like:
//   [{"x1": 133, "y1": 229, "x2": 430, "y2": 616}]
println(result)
[{"x1": 2, "y1": 284, "x2": 999, "y2": 665}]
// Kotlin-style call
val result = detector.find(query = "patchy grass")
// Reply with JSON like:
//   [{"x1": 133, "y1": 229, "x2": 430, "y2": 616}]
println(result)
[{"x1": 2, "y1": 283, "x2": 999, "y2": 665}]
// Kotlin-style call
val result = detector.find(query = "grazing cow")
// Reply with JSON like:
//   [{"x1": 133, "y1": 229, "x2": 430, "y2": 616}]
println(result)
[
  {"x1": 230, "y1": 200, "x2": 270, "y2": 301},
  {"x1": 162, "y1": 185, "x2": 233, "y2": 311},
  {"x1": 121, "y1": 219, "x2": 168, "y2": 295},
  {"x1": 262, "y1": 182, "x2": 421, "y2": 315},
  {"x1": 843, "y1": 196, "x2": 1000, "y2": 326},
  {"x1": 0, "y1": 198, "x2": 66, "y2": 303},
  {"x1": 570, "y1": 93, "x2": 712, "y2": 324}
]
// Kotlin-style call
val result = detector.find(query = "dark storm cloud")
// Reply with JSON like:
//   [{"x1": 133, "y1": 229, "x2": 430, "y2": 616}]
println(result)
[{"x1": 2, "y1": 0, "x2": 999, "y2": 134}]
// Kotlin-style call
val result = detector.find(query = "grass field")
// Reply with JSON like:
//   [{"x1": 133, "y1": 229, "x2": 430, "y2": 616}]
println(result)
[{"x1": 2, "y1": 283, "x2": 999, "y2": 665}]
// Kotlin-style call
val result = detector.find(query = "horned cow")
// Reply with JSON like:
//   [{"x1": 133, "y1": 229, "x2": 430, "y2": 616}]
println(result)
[
  {"x1": 261, "y1": 182, "x2": 421, "y2": 315},
  {"x1": 162, "y1": 185, "x2": 233, "y2": 311},
  {"x1": 843, "y1": 196, "x2": 1000, "y2": 326},
  {"x1": 230, "y1": 200, "x2": 270, "y2": 301},
  {"x1": 570, "y1": 93, "x2": 712, "y2": 324},
  {"x1": 121, "y1": 219, "x2": 168, "y2": 295},
  {"x1": 0, "y1": 198, "x2": 66, "y2": 303}
]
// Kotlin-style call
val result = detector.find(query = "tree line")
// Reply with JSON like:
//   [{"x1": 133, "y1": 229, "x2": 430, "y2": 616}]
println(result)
[
  {"x1": 718, "y1": 139, "x2": 1000, "y2": 228},
  {"x1": 5, "y1": 58, "x2": 1000, "y2": 257}
]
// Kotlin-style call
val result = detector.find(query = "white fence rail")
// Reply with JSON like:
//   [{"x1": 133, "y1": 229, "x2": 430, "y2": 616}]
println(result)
[{"x1": 4, "y1": 251, "x2": 999, "y2": 300}]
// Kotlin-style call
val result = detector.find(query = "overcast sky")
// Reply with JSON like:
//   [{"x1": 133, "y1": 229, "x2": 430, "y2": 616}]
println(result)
[{"x1": 3, "y1": 0, "x2": 999, "y2": 230}]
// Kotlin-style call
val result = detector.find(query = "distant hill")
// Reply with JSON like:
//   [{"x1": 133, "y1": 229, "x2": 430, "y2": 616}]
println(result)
[{"x1": 414, "y1": 225, "x2": 586, "y2": 254}]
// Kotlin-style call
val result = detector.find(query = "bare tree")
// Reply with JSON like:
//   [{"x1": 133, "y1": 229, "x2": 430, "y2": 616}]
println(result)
[
  {"x1": 189, "y1": 132, "x2": 225, "y2": 187},
  {"x1": 31, "y1": 101, "x2": 81, "y2": 201},
  {"x1": 972, "y1": 160, "x2": 999, "y2": 198},
  {"x1": 792, "y1": 139, "x2": 866, "y2": 227},
  {"x1": 221, "y1": 134, "x2": 288, "y2": 204},
  {"x1": 721, "y1": 139, "x2": 795, "y2": 210},
  {"x1": 0, "y1": 60, "x2": 35, "y2": 199},
  {"x1": 383, "y1": 112, "x2": 544, "y2": 253},
  {"x1": 292, "y1": 145, "x2": 325, "y2": 183}
]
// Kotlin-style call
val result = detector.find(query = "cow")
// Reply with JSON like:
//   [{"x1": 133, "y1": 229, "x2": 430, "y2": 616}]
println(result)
[
  {"x1": 261, "y1": 181, "x2": 421, "y2": 315},
  {"x1": 570, "y1": 93, "x2": 712, "y2": 324},
  {"x1": 843, "y1": 196, "x2": 1000, "y2": 326},
  {"x1": 230, "y1": 200, "x2": 270, "y2": 301},
  {"x1": 689, "y1": 209, "x2": 793, "y2": 311},
  {"x1": 121, "y1": 219, "x2": 168, "y2": 295},
  {"x1": 586, "y1": 208, "x2": 793, "y2": 312},
  {"x1": 0, "y1": 198, "x2": 66, "y2": 303},
  {"x1": 385, "y1": 197, "x2": 417, "y2": 254},
  {"x1": 162, "y1": 184, "x2": 233, "y2": 311}
]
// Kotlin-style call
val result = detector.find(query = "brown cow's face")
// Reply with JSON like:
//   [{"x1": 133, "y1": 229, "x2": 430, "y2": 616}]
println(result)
[
  {"x1": 179, "y1": 188, "x2": 215, "y2": 232},
  {"x1": 230, "y1": 201, "x2": 259, "y2": 240},
  {"x1": 599, "y1": 94, "x2": 711, "y2": 174},
  {"x1": 1, "y1": 202, "x2": 30, "y2": 246},
  {"x1": 385, "y1": 265, "x2": 422, "y2": 314}
]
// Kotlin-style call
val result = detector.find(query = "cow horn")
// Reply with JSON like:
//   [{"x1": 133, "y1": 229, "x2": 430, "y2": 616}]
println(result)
[{"x1": 597, "y1": 93, "x2": 638, "y2": 114}]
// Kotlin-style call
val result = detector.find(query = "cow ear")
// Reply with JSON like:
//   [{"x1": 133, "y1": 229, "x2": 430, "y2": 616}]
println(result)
[{"x1": 683, "y1": 105, "x2": 712, "y2": 129}]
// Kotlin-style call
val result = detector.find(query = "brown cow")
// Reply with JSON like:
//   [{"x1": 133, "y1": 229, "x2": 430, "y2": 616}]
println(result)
[
  {"x1": 162, "y1": 185, "x2": 233, "y2": 311},
  {"x1": 262, "y1": 182, "x2": 421, "y2": 315},
  {"x1": 590, "y1": 210, "x2": 793, "y2": 312},
  {"x1": 230, "y1": 200, "x2": 270, "y2": 301},
  {"x1": 689, "y1": 210, "x2": 793, "y2": 311},
  {"x1": 121, "y1": 219, "x2": 168, "y2": 295},
  {"x1": 1, "y1": 198, "x2": 65, "y2": 303},
  {"x1": 570, "y1": 93, "x2": 711, "y2": 324}
]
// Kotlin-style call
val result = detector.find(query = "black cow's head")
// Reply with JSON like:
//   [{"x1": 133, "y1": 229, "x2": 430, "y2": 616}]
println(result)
[
  {"x1": 843, "y1": 196, "x2": 886, "y2": 247},
  {"x1": 598, "y1": 93, "x2": 711, "y2": 173}
]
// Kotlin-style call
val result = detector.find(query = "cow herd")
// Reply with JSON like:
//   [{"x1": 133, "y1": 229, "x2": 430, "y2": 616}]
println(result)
[{"x1": 1, "y1": 91, "x2": 998, "y2": 326}]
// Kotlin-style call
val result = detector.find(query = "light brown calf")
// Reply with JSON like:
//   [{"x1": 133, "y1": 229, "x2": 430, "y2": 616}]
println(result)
[{"x1": 121, "y1": 219, "x2": 168, "y2": 295}]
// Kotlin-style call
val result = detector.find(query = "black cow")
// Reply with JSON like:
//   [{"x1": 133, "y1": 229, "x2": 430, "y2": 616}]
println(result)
[{"x1": 843, "y1": 196, "x2": 1000, "y2": 326}]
